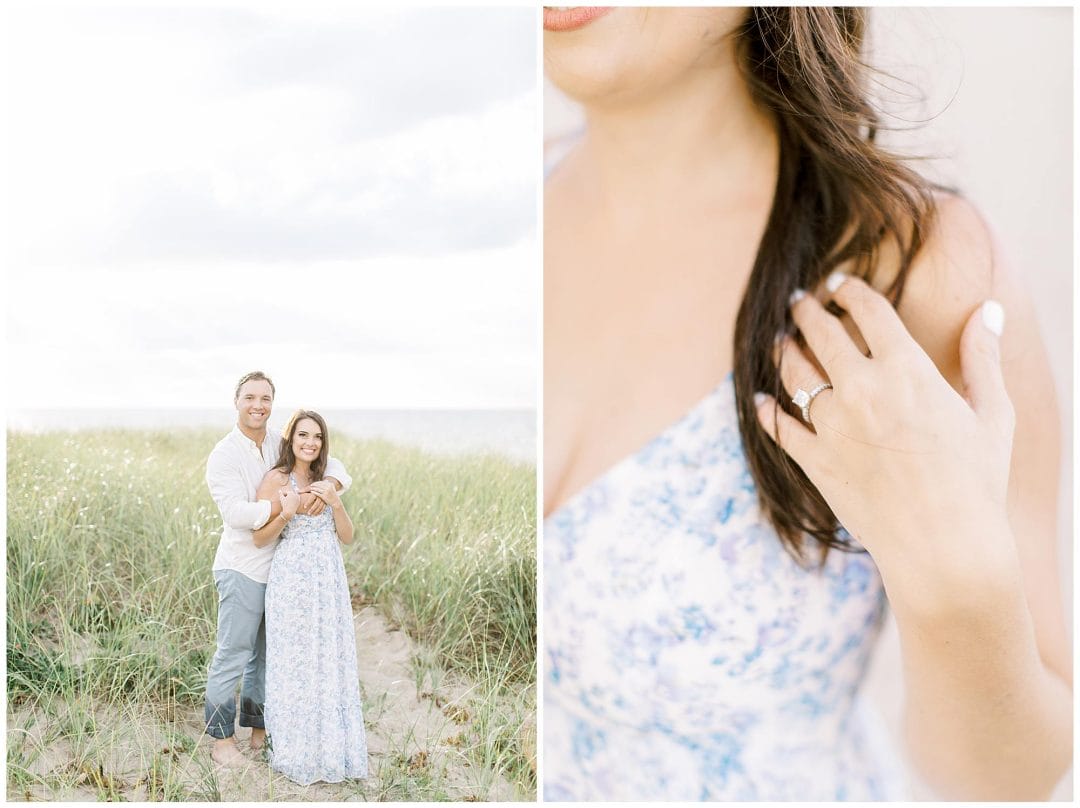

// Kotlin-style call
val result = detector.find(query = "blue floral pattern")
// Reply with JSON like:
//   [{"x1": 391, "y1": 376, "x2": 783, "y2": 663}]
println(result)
[
  {"x1": 264, "y1": 474, "x2": 369, "y2": 785},
  {"x1": 543, "y1": 373, "x2": 907, "y2": 800}
]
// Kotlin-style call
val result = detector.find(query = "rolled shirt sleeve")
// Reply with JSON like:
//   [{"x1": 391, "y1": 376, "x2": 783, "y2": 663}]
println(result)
[
  {"x1": 324, "y1": 456, "x2": 352, "y2": 495},
  {"x1": 206, "y1": 449, "x2": 272, "y2": 530}
]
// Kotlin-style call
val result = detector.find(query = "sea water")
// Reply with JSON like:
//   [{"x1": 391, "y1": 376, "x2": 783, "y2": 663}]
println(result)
[{"x1": 8, "y1": 408, "x2": 535, "y2": 464}]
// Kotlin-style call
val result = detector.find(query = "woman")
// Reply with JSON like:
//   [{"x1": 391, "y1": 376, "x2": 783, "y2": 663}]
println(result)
[
  {"x1": 253, "y1": 410, "x2": 369, "y2": 785},
  {"x1": 543, "y1": 7, "x2": 1070, "y2": 801}
]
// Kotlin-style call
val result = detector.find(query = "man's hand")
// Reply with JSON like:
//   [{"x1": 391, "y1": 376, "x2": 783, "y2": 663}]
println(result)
[
  {"x1": 293, "y1": 477, "x2": 343, "y2": 514},
  {"x1": 300, "y1": 476, "x2": 345, "y2": 515},
  {"x1": 297, "y1": 491, "x2": 323, "y2": 515}
]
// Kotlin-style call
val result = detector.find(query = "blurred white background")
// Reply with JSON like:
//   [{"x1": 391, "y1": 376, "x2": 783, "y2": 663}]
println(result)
[
  {"x1": 4, "y1": 6, "x2": 538, "y2": 412},
  {"x1": 545, "y1": 7, "x2": 1072, "y2": 800}
]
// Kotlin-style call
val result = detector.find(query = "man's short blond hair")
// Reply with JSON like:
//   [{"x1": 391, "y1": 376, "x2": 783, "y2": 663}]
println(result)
[{"x1": 234, "y1": 371, "x2": 275, "y2": 400}]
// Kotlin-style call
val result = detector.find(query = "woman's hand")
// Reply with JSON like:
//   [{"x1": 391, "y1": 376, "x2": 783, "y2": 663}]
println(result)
[
  {"x1": 754, "y1": 272, "x2": 1017, "y2": 592},
  {"x1": 297, "y1": 491, "x2": 322, "y2": 516},
  {"x1": 278, "y1": 486, "x2": 300, "y2": 520},
  {"x1": 308, "y1": 479, "x2": 342, "y2": 509}
]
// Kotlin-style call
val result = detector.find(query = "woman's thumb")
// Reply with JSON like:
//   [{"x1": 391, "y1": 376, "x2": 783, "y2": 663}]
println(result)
[{"x1": 960, "y1": 300, "x2": 1014, "y2": 434}]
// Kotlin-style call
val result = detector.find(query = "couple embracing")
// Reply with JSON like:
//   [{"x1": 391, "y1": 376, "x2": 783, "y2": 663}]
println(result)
[{"x1": 203, "y1": 370, "x2": 369, "y2": 785}]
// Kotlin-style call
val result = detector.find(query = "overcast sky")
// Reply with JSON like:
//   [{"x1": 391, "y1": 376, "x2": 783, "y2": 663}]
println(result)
[{"x1": 4, "y1": 6, "x2": 538, "y2": 410}]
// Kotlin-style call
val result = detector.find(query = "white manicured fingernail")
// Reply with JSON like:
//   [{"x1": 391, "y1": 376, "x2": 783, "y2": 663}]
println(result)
[
  {"x1": 981, "y1": 299, "x2": 1004, "y2": 336},
  {"x1": 788, "y1": 288, "x2": 807, "y2": 306},
  {"x1": 826, "y1": 271, "x2": 847, "y2": 294},
  {"x1": 753, "y1": 392, "x2": 767, "y2": 407}
]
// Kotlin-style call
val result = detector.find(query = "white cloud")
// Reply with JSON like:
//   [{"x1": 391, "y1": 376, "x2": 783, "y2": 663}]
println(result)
[
  {"x1": 4, "y1": 5, "x2": 538, "y2": 410},
  {"x1": 8, "y1": 241, "x2": 537, "y2": 408}
]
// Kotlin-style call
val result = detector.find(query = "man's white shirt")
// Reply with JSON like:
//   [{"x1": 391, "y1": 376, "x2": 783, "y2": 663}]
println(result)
[{"x1": 206, "y1": 425, "x2": 352, "y2": 584}]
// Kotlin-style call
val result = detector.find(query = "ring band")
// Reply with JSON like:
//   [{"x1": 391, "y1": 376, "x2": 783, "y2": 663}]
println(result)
[{"x1": 792, "y1": 382, "x2": 833, "y2": 425}]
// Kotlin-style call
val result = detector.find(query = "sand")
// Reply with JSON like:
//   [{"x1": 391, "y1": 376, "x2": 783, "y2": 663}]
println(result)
[{"x1": 8, "y1": 606, "x2": 529, "y2": 801}]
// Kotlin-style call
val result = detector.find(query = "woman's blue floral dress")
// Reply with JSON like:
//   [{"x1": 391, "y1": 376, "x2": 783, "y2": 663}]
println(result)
[
  {"x1": 264, "y1": 474, "x2": 368, "y2": 785},
  {"x1": 544, "y1": 373, "x2": 909, "y2": 800}
]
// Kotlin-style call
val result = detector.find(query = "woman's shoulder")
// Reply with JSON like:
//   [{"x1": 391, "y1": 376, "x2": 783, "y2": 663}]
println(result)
[
  {"x1": 260, "y1": 468, "x2": 290, "y2": 487},
  {"x1": 874, "y1": 192, "x2": 1030, "y2": 390}
]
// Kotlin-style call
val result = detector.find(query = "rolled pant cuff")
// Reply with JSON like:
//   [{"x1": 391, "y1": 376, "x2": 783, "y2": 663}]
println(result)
[
  {"x1": 204, "y1": 705, "x2": 235, "y2": 740},
  {"x1": 239, "y1": 697, "x2": 265, "y2": 729}
]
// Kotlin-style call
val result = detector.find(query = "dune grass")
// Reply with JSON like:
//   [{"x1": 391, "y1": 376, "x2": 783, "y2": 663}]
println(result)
[{"x1": 6, "y1": 428, "x2": 536, "y2": 800}]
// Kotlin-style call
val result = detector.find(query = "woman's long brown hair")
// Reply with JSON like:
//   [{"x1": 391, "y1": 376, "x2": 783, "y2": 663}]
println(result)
[
  {"x1": 733, "y1": 8, "x2": 936, "y2": 563},
  {"x1": 274, "y1": 409, "x2": 329, "y2": 483}
]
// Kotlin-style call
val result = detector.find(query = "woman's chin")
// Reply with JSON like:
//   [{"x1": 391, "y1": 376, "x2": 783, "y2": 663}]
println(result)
[
  {"x1": 545, "y1": 7, "x2": 746, "y2": 109},
  {"x1": 545, "y1": 54, "x2": 651, "y2": 109},
  {"x1": 544, "y1": 9, "x2": 643, "y2": 101}
]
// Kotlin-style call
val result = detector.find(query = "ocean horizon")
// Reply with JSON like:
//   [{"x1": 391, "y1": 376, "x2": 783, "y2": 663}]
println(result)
[{"x1": 8, "y1": 408, "x2": 536, "y2": 464}]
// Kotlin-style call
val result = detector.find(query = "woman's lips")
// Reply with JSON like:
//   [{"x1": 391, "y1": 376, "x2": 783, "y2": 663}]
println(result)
[{"x1": 543, "y1": 7, "x2": 613, "y2": 32}]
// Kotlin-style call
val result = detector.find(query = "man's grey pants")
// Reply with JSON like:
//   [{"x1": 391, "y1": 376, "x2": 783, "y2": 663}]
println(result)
[{"x1": 204, "y1": 570, "x2": 266, "y2": 739}]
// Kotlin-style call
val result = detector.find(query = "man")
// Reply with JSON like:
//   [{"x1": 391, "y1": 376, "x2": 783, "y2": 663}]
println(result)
[{"x1": 203, "y1": 370, "x2": 351, "y2": 766}]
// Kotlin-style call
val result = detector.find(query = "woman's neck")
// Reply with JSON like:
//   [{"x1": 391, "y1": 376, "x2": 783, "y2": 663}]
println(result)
[
  {"x1": 291, "y1": 460, "x2": 312, "y2": 481},
  {"x1": 573, "y1": 52, "x2": 778, "y2": 222}
]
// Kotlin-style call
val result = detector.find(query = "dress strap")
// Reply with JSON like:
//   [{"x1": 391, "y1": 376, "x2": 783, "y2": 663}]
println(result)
[{"x1": 544, "y1": 127, "x2": 584, "y2": 179}]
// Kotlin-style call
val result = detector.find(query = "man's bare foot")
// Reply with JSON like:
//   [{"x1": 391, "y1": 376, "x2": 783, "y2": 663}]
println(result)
[
  {"x1": 211, "y1": 738, "x2": 246, "y2": 767},
  {"x1": 249, "y1": 727, "x2": 266, "y2": 752}
]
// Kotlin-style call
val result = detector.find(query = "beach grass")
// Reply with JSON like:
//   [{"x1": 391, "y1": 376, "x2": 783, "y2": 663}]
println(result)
[{"x1": 6, "y1": 428, "x2": 536, "y2": 800}]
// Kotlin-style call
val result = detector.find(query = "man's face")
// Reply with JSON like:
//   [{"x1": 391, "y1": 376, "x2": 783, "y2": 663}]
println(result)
[{"x1": 235, "y1": 379, "x2": 273, "y2": 431}]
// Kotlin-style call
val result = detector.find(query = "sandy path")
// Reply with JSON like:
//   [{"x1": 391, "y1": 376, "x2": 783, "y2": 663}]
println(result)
[{"x1": 9, "y1": 606, "x2": 525, "y2": 801}]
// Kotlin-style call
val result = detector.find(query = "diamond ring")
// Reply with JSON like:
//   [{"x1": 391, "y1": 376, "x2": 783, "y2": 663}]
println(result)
[{"x1": 792, "y1": 382, "x2": 833, "y2": 425}]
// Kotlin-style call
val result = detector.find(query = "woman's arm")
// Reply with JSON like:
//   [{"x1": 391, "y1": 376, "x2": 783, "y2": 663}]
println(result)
[
  {"x1": 887, "y1": 198, "x2": 1071, "y2": 799},
  {"x1": 895, "y1": 197, "x2": 1071, "y2": 682},
  {"x1": 251, "y1": 470, "x2": 299, "y2": 549},
  {"x1": 308, "y1": 479, "x2": 354, "y2": 544},
  {"x1": 757, "y1": 197, "x2": 1071, "y2": 799}
]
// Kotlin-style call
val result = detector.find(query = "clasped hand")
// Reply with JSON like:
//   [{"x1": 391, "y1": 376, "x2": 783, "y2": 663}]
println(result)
[
  {"x1": 306, "y1": 480, "x2": 341, "y2": 509},
  {"x1": 278, "y1": 481, "x2": 339, "y2": 519},
  {"x1": 278, "y1": 486, "x2": 301, "y2": 520},
  {"x1": 755, "y1": 272, "x2": 1016, "y2": 580}
]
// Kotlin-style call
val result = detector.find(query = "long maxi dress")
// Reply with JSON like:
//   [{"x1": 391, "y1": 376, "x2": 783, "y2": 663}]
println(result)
[{"x1": 264, "y1": 473, "x2": 368, "y2": 785}]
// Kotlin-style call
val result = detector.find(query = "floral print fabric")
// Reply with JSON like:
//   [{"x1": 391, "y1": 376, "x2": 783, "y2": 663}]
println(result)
[
  {"x1": 543, "y1": 373, "x2": 908, "y2": 800},
  {"x1": 264, "y1": 474, "x2": 368, "y2": 785}
]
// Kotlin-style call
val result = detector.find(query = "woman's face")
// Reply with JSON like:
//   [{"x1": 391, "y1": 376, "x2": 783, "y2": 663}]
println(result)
[
  {"x1": 544, "y1": 7, "x2": 748, "y2": 105},
  {"x1": 291, "y1": 418, "x2": 323, "y2": 465}
]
